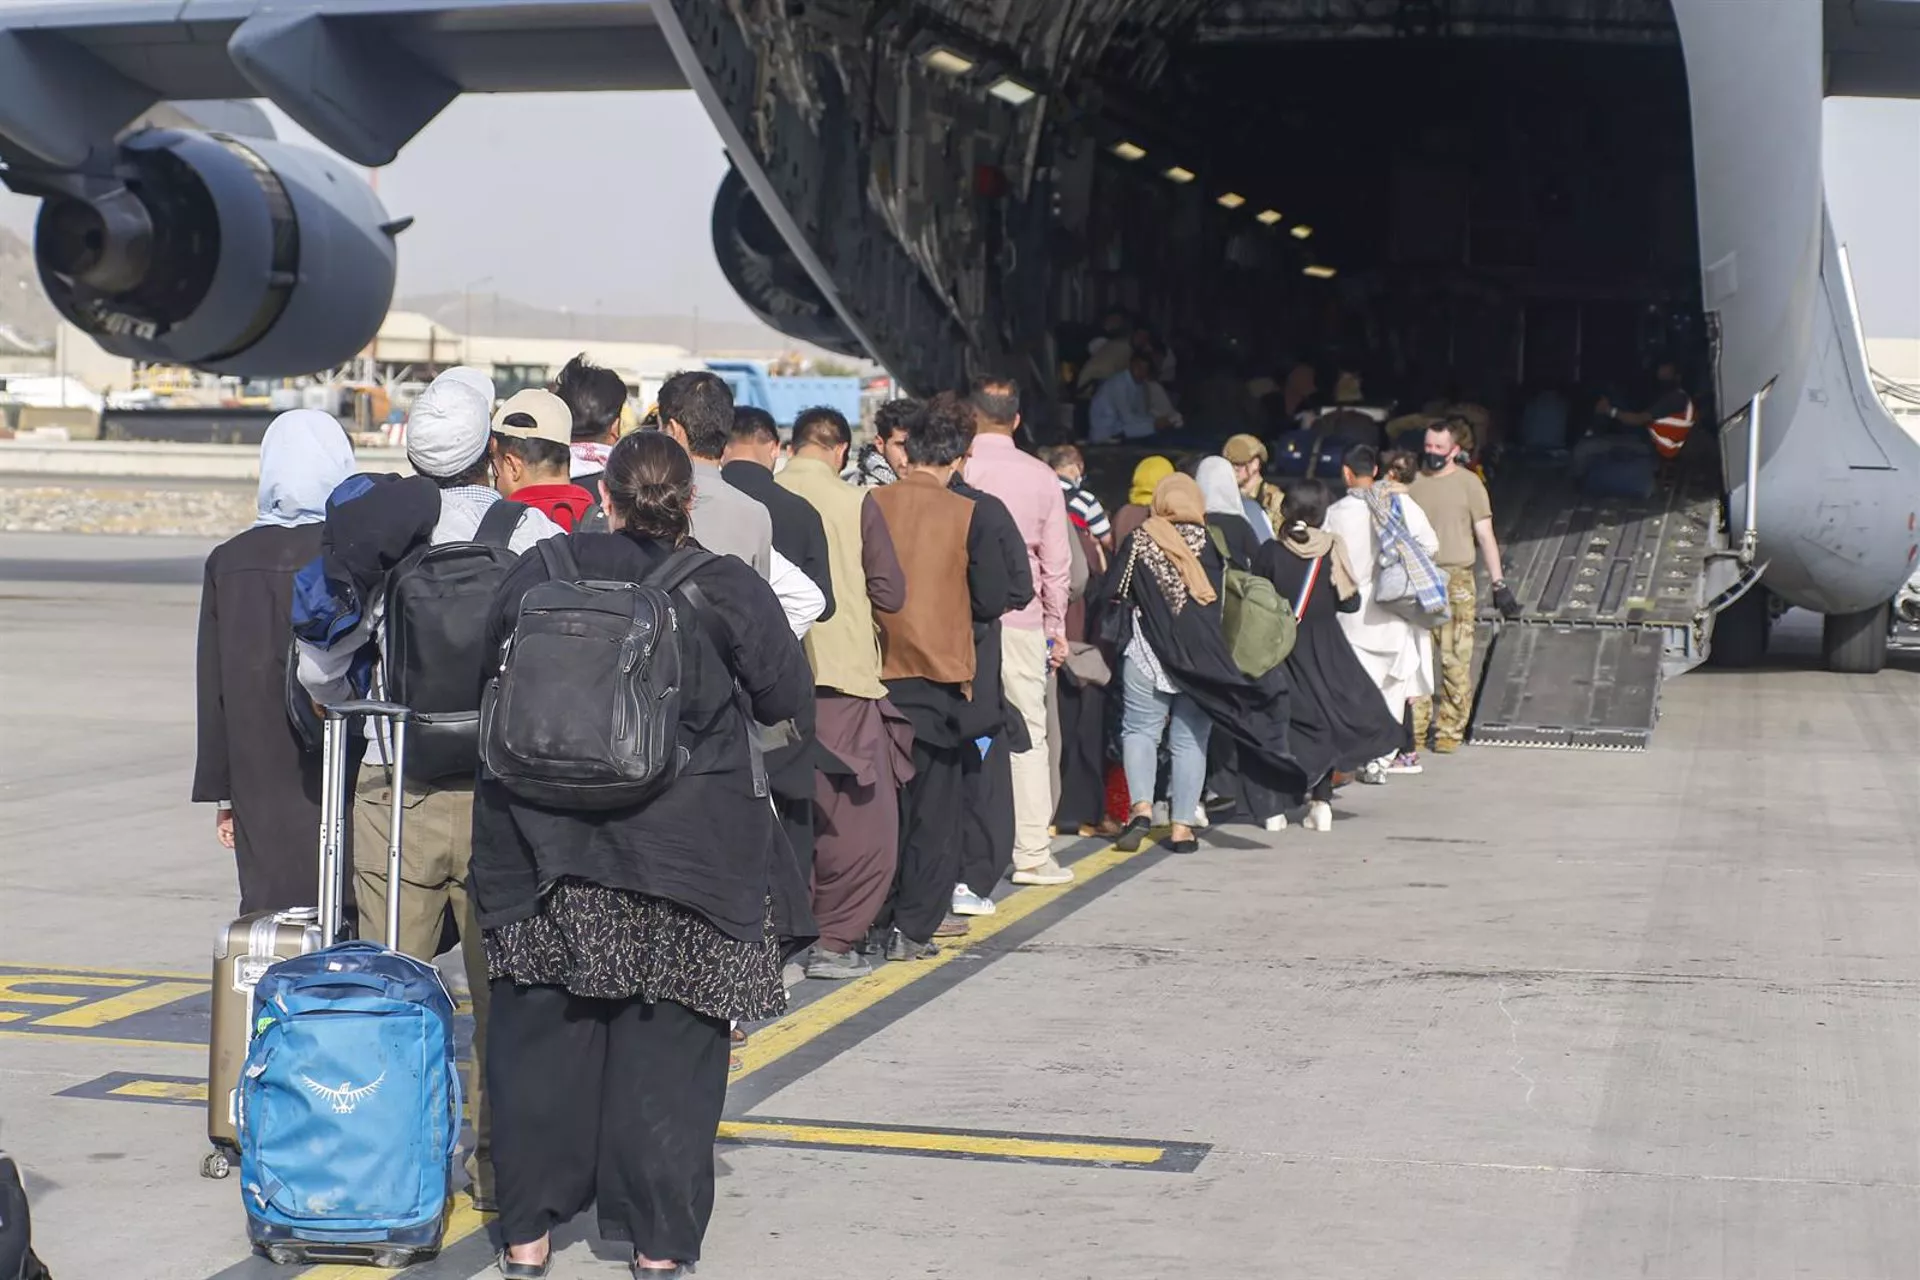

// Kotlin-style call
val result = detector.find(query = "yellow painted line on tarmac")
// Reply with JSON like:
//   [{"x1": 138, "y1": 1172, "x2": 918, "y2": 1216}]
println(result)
[
  {"x1": 34, "y1": 980, "x2": 205, "y2": 1028},
  {"x1": 716, "y1": 1119, "x2": 1162, "y2": 1165},
  {"x1": 0, "y1": 972, "x2": 139, "y2": 1005},
  {"x1": 0, "y1": 1027, "x2": 199, "y2": 1052},
  {"x1": 734, "y1": 837, "x2": 1150, "y2": 1081},
  {"x1": 294, "y1": 835, "x2": 1157, "y2": 1275},
  {"x1": 111, "y1": 1078, "x2": 208, "y2": 1103},
  {"x1": 0, "y1": 960, "x2": 205, "y2": 981}
]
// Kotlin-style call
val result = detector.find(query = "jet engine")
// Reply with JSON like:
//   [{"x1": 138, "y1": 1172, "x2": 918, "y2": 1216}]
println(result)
[
  {"x1": 710, "y1": 167, "x2": 863, "y2": 358},
  {"x1": 31, "y1": 129, "x2": 401, "y2": 375}
]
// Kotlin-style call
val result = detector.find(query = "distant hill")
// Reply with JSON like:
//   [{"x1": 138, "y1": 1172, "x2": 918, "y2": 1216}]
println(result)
[
  {"x1": 398, "y1": 292, "x2": 827, "y2": 357},
  {"x1": 0, "y1": 228, "x2": 57, "y2": 348}
]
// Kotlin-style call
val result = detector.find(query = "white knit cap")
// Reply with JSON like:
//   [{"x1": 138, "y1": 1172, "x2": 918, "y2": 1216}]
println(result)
[
  {"x1": 406, "y1": 378, "x2": 493, "y2": 479},
  {"x1": 435, "y1": 365, "x2": 496, "y2": 407}
]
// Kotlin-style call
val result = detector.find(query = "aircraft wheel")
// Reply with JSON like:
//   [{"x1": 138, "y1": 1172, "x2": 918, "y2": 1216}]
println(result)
[
  {"x1": 1823, "y1": 601, "x2": 1890, "y2": 674},
  {"x1": 1708, "y1": 586, "x2": 1770, "y2": 668}
]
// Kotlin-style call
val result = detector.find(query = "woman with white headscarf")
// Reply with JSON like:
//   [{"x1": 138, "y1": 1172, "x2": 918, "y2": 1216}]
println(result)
[
  {"x1": 1194, "y1": 454, "x2": 1260, "y2": 570},
  {"x1": 192, "y1": 411, "x2": 356, "y2": 913}
]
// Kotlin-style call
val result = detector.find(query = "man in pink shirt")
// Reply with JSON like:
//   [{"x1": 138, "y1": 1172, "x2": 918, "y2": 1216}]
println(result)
[{"x1": 963, "y1": 375, "x2": 1075, "y2": 887}]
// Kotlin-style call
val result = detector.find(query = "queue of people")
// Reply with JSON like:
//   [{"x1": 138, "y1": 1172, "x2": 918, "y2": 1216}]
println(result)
[{"x1": 191, "y1": 351, "x2": 1524, "y2": 1275}]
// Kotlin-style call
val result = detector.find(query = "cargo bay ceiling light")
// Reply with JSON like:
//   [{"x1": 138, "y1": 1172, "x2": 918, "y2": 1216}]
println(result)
[
  {"x1": 1163, "y1": 165, "x2": 1196, "y2": 184},
  {"x1": 1216, "y1": 192, "x2": 1246, "y2": 209},
  {"x1": 923, "y1": 47, "x2": 975, "y2": 75},
  {"x1": 1303, "y1": 264, "x2": 1337, "y2": 279},
  {"x1": 1290, "y1": 224, "x2": 1314, "y2": 240},
  {"x1": 987, "y1": 75, "x2": 1038, "y2": 106},
  {"x1": 1255, "y1": 208, "x2": 1283, "y2": 226},
  {"x1": 1110, "y1": 140, "x2": 1148, "y2": 161}
]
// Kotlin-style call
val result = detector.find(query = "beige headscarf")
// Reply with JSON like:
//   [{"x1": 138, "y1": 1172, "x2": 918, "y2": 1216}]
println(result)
[
  {"x1": 1281, "y1": 522, "x2": 1359, "y2": 601},
  {"x1": 1136, "y1": 474, "x2": 1217, "y2": 611}
]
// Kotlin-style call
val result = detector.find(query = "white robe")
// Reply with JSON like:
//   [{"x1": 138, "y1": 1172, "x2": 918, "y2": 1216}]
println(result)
[{"x1": 1325, "y1": 489, "x2": 1440, "y2": 713}]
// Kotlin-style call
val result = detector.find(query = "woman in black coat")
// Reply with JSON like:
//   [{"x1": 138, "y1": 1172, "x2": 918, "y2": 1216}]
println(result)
[
  {"x1": 1249, "y1": 479, "x2": 1405, "y2": 833},
  {"x1": 192, "y1": 411, "x2": 356, "y2": 912},
  {"x1": 472, "y1": 431, "x2": 813, "y2": 1279}
]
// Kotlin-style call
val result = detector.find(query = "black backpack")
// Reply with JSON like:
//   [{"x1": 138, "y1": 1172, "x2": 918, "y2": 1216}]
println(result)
[
  {"x1": 480, "y1": 538, "x2": 765, "y2": 810},
  {"x1": 382, "y1": 500, "x2": 526, "y2": 783}
]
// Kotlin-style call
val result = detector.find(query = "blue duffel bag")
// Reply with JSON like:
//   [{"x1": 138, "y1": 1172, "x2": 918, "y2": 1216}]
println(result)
[
  {"x1": 1582, "y1": 452, "x2": 1657, "y2": 501},
  {"x1": 239, "y1": 941, "x2": 461, "y2": 1268}
]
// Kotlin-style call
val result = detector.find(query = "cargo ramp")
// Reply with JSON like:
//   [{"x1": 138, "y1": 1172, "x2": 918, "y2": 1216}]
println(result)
[{"x1": 1468, "y1": 468, "x2": 1731, "y2": 751}]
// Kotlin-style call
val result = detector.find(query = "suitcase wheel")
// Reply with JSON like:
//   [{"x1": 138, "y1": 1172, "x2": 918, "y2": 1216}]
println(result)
[{"x1": 199, "y1": 1150, "x2": 233, "y2": 1180}]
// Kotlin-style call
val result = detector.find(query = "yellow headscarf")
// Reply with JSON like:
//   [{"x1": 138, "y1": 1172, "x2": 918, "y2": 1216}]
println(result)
[{"x1": 1128, "y1": 455, "x2": 1175, "y2": 507}]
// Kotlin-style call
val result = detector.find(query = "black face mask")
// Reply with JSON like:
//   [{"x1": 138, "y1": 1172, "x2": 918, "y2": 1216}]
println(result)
[{"x1": 1422, "y1": 451, "x2": 1452, "y2": 472}]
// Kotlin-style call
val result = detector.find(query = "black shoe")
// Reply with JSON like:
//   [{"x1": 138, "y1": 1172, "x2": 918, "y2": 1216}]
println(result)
[
  {"x1": 469, "y1": 1190, "x2": 499, "y2": 1214},
  {"x1": 1114, "y1": 815, "x2": 1152, "y2": 852},
  {"x1": 631, "y1": 1265, "x2": 691, "y2": 1279},
  {"x1": 856, "y1": 926, "x2": 888, "y2": 957},
  {"x1": 1165, "y1": 837, "x2": 1200, "y2": 854},
  {"x1": 498, "y1": 1249, "x2": 552, "y2": 1279},
  {"x1": 884, "y1": 929, "x2": 939, "y2": 962}
]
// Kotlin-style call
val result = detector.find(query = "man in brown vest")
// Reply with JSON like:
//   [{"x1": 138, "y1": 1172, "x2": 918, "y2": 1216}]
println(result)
[
  {"x1": 776, "y1": 407, "x2": 912, "y2": 979},
  {"x1": 869, "y1": 394, "x2": 1017, "y2": 960}
]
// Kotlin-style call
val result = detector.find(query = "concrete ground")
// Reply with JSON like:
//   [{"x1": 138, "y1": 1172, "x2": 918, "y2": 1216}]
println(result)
[{"x1": 1, "y1": 531, "x2": 1916, "y2": 1280}]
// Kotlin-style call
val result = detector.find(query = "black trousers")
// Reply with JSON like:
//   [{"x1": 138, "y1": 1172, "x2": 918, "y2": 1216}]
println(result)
[
  {"x1": 887, "y1": 739, "x2": 965, "y2": 943},
  {"x1": 960, "y1": 737, "x2": 1015, "y2": 898},
  {"x1": 487, "y1": 981, "x2": 730, "y2": 1261},
  {"x1": 1052, "y1": 675, "x2": 1108, "y2": 831}
]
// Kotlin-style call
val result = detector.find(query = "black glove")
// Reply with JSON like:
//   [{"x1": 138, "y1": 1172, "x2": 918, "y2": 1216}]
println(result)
[{"x1": 1492, "y1": 582, "x2": 1522, "y2": 620}]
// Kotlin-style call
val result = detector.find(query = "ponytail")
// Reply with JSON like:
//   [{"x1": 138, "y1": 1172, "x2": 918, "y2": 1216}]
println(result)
[{"x1": 603, "y1": 430, "x2": 693, "y2": 545}]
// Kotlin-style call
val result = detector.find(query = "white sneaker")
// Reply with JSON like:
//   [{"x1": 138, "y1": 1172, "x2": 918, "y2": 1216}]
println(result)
[
  {"x1": 1151, "y1": 800, "x2": 1170, "y2": 826},
  {"x1": 951, "y1": 884, "x2": 997, "y2": 916},
  {"x1": 1011, "y1": 858, "x2": 1074, "y2": 886},
  {"x1": 1360, "y1": 760, "x2": 1387, "y2": 785},
  {"x1": 1262, "y1": 813, "x2": 1288, "y2": 832},
  {"x1": 1189, "y1": 808, "x2": 1210, "y2": 829},
  {"x1": 1304, "y1": 801, "x2": 1333, "y2": 833}
]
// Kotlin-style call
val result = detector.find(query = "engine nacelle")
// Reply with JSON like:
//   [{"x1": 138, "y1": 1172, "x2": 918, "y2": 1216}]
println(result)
[
  {"x1": 34, "y1": 129, "x2": 399, "y2": 375},
  {"x1": 710, "y1": 166, "x2": 863, "y2": 359}
]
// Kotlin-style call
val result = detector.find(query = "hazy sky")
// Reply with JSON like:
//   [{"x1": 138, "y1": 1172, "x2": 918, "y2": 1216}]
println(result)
[{"x1": 0, "y1": 89, "x2": 1916, "y2": 335}]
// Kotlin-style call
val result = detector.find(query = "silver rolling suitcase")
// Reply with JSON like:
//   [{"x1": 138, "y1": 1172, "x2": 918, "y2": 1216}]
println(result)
[{"x1": 201, "y1": 706, "x2": 404, "y2": 1180}]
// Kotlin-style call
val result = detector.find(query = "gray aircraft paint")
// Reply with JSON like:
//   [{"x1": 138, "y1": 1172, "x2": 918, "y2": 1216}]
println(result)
[{"x1": 0, "y1": 0, "x2": 1915, "y2": 618}]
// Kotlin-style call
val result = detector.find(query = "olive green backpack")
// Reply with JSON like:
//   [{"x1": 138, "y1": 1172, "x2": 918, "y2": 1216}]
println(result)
[{"x1": 1207, "y1": 526, "x2": 1300, "y2": 678}]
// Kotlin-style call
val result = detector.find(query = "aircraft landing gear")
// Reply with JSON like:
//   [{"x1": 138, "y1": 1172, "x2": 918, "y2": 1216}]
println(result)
[
  {"x1": 1822, "y1": 601, "x2": 1890, "y2": 674},
  {"x1": 1708, "y1": 585, "x2": 1771, "y2": 668}
]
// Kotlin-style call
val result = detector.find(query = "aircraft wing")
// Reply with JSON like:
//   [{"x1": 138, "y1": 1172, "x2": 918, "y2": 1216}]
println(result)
[{"x1": 0, "y1": 0, "x2": 684, "y2": 168}]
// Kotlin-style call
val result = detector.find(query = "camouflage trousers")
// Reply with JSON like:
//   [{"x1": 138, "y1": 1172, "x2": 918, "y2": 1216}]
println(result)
[{"x1": 1411, "y1": 567, "x2": 1477, "y2": 749}]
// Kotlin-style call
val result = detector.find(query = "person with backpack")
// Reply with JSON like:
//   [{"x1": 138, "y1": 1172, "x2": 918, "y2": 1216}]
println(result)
[
  {"x1": 1249, "y1": 480, "x2": 1405, "y2": 832},
  {"x1": 1106, "y1": 473, "x2": 1306, "y2": 853},
  {"x1": 1325, "y1": 445, "x2": 1442, "y2": 776},
  {"x1": 472, "y1": 430, "x2": 812, "y2": 1278},
  {"x1": 193, "y1": 410, "x2": 356, "y2": 913},
  {"x1": 1195, "y1": 454, "x2": 1262, "y2": 569},
  {"x1": 296, "y1": 368, "x2": 562, "y2": 1215},
  {"x1": 491, "y1": 389, "x2": 596, "y2": 530}
]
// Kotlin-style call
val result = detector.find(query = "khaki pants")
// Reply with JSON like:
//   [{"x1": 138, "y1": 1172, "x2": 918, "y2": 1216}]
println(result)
[
  {"x1": 353, "y1": 767, "x2": 492, "y2": 1201},
  {"x1": 1411, "y1": 567, "x2": 1477, "y2": 750},
  {"x1": 1000, "y1": 627, "x2": 1054, "y2": 871}
]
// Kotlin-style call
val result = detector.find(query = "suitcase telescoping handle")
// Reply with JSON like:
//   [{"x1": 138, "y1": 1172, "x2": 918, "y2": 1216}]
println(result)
[{"x1": 317, "y1": 702, "x2": 412, "y2": 950}]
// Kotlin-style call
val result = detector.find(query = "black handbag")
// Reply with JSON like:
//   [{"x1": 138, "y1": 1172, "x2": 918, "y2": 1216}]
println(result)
[{"x1": 1093, "y1": 535, "x2": 1141, "y2": 652}]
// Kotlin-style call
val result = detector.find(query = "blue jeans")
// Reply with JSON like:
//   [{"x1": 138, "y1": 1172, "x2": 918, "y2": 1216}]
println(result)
[{"x1": 1120, "y1": 656, "x2": 1213, "y2": 826}]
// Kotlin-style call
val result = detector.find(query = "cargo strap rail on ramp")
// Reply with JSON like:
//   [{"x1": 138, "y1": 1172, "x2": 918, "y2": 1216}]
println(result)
[{"x1": 1467, "y1": 467, "x2": 1729, "y2": 751}]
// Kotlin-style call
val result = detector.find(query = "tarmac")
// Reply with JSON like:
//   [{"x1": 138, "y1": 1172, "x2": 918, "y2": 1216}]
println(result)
[{"x1": 1, "y1": 530, "x2": 1917, "y2": 1280}]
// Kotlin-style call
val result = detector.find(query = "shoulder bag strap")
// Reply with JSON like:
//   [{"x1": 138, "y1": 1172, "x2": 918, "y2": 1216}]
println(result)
[
  {"x1": 648, "y1": 547, "x2": 770, "y2": 799},
  {"x1": 474, "y1": 498, "x2": 526, "y2": 548},
  {"x1": 534, "y1": 535, "x2": 581, "y2": 584},
  {"x1": 1114, "y1": 534, "x2": 1142, "y2": 602},
  {"x1": 1296, "y1": 555, "x2": 1322, "y2": 621}
]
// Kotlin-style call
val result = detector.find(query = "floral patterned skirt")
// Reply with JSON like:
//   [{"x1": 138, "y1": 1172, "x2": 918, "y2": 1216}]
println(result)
[{"x1": 483, "y1": 878, "x2": 783, "y2": 1022}]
